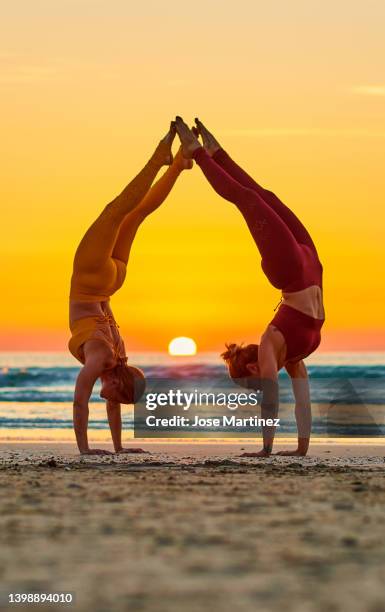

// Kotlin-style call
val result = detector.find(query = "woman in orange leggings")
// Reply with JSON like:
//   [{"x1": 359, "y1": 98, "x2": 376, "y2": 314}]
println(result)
[{"x1": 69, "y1": 123, "x2": 192, "y2": 455}]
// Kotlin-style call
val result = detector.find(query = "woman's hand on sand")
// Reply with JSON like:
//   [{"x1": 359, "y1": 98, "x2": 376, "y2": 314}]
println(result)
[
  {"x1": 114, "y1": 447, "x2": 150, "y2": 454},
  {"x1": 81, "y1": 448, "x2": 113, "y2": 456},
  {"x1": 239, "y1": 450, "x2": 271, "y2": 458},
  {"x1": 275, "y1": 449, "x2": 307, "y2": 457},
  {"x1": 174, "y1": 116, "x2": 201, "y2": 159},
  {"x1": 153, "y1": 122, "x2": 177, "y2": 166}
]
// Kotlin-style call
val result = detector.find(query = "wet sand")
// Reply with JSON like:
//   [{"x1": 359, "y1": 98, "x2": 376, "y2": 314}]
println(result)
[{"x1": 0, "y1": 443, "x2": 385, "y2": 612}]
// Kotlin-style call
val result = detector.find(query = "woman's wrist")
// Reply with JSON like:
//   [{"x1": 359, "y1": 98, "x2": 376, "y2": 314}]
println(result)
[{"x1": 297, "y1": 437, "x2": 310, "y2": 455}]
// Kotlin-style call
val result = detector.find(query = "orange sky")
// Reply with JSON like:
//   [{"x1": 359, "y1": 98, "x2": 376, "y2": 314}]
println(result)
[{"x1": 1, "y1": 1, "x2": 385, "y2": 352}]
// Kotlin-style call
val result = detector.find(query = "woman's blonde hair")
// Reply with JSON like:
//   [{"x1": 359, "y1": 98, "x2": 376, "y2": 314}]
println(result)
[
  {"x1": 115, "y1": 362, "x2": 146, "y2": 404},
  {"x1": 221, "y1": 343, "x2": 259, "y2": 381}
]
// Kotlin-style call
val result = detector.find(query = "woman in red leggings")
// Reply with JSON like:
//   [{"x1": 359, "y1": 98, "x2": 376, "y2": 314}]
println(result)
[{"x1": 175, "y1": 116, "x2": 325, "y2": 457}]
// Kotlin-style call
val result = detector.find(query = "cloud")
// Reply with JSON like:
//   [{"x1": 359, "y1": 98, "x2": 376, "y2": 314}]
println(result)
[{"x1": 351, "y1": 85, "x2": 385, "y2": 96}]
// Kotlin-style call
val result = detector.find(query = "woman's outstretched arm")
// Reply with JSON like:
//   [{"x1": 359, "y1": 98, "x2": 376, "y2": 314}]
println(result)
[
  {"x1": 257, "y1": 335, "x2": 280, "y2": 456},
  {"x1": 106, "y1": 401, "x2": 148, "y2": 454},
  {"x1": 73, "y1": 341, "x2": 115, "y2": 455},
  {"x1": 106, "y1": 401, "x2": 123, "y2": 451},
  {"x1": 239, "y1": 330, "x2": 282, "y2": 458},
  {"x1": 278, "y1": 360, "x2": 311, "y2": 456}
]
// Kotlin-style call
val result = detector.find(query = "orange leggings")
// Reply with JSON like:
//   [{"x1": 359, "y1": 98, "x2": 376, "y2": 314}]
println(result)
[{"x1": 70, "y1": 158, "x2": 183, "y2": 302}]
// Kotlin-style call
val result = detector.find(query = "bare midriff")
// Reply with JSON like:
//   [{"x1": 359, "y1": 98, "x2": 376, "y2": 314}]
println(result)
[
  {"x1": 282, "y1": 285, "x2": 325, "y2": 320},
  {"x1": 69, "y1": 300, "x2": 109, "y2": 327}
]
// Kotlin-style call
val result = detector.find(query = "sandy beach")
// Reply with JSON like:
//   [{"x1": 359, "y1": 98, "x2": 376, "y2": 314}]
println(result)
[{"x1": 1, "y1": 442, "x2": 385, "y2": 612}]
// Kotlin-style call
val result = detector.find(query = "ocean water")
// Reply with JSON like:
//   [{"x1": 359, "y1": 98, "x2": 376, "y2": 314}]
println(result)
[{"x1": 0, "y1": 352, "x2": 384, "y2": 442}]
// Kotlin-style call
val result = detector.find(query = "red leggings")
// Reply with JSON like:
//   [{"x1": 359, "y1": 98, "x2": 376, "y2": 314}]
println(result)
[{"x1": 193, "y1": 147, "x2": 319, "y2": 291}]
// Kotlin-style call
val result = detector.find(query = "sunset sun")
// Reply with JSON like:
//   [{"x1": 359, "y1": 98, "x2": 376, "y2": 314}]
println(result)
[{"x1": 168, "y1": 337, "x2": 197, "y2": 356}]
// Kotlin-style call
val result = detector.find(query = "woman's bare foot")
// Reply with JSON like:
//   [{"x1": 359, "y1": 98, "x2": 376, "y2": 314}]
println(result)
[
  {"x1": 194, "y1": 118, "x2": 221, "y2": 156},
  {"x1": 174, "y1": 147, "x2": 194, "y2": 171},
  {"x1": 153, "y1": 122, "x2": 176, "y2": 166},
  {"x1": 174, "y1": 116, "x2": 201, "y2": 159}
]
